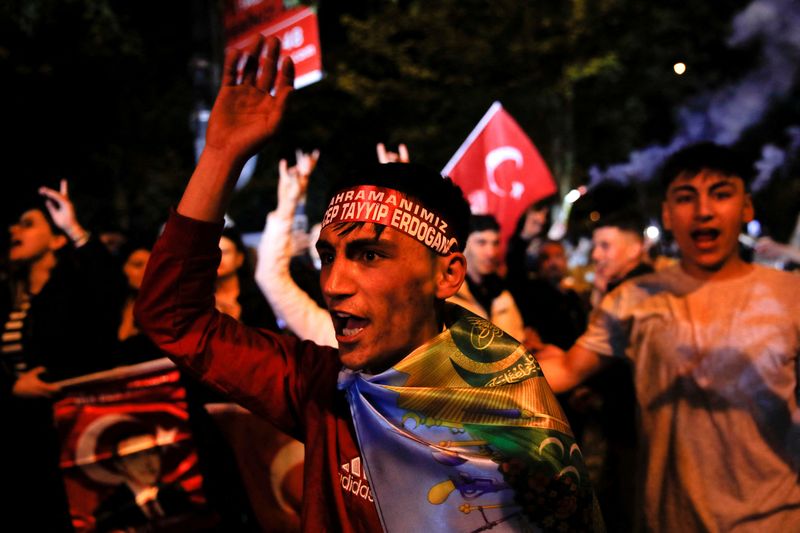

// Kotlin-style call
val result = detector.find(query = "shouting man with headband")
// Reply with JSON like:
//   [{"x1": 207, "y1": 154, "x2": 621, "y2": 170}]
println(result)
[{"x1": 136, "y1": 37, "x2": 601, "y2": 531}]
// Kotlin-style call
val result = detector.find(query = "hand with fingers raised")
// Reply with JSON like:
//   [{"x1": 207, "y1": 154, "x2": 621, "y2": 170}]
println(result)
[
  {"x1": 276, "y1": 149, "x2": 320, "y2": 218},
  {"x1": 38, "y1": 179, "x2": 90, "y2": 247},
  {"x1": 206, "y1": 36, "x2": 295, "y2": 166},
  {"x1": 12, "y1": 367, "x2": 62, "y2": 399},
  {"x1": 178, "y1": 36, "x2": 295, "y2": 222},
  {"x1": 376, "y1": 143, "x2": 410, "y2": 164}
]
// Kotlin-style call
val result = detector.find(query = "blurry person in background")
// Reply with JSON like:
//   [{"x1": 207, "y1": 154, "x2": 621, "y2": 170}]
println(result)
[
  {"x1": 516, "y1": 239, "x2": 588, "y2": 352},
  {"x1": 505, "y1": 196, "x2": 555, "y2": 292},
  {"x1": 1, "y1": 180, "x2": 122, "y2": 530},
  {"x1": 256, "y1": 149, "x2": 335, "y2": 346},
  {"x1": 117, "y1": 241, "x2": 161, "y2": 364},
  {"x1": 216, "y1": 226, "x2": 278, "y2": 330},
  {"x1": 590, "y1": 210, "x2": 653, "y2": 306},
  {"x1": 450, "y1": 214, "x2": 525, "y2": 341}
]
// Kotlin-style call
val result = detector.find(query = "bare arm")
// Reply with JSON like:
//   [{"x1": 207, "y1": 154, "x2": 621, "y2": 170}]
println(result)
[
  {"x1": 536, "y1": 343, "x2": 606, "y2": 394},
  {"x1": 178, "y1": 37, "x2": 294, "y2": 222}
]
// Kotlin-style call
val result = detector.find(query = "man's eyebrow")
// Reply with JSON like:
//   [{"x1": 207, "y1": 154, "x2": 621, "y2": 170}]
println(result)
[
  {"x1": 345, "y1": 237, "x2": 398, "y2": 254},
  {"x1": 668, "y1": 183, "x2": 697, "y2": 195},
  {"x1": 708, "y1": 179, "x2": 737, "y2": 191}
]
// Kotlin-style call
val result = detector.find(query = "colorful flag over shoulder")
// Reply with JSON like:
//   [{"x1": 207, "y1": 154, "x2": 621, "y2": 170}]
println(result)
[
  {"x1": 443, "y1": 102, "x2": 557, "y2": 250},
  {"x1": 338, "y1": 303, "x2": 602, "y2": 531},
  {"x1": 54, "y1": 359, "x2": 213, "y2": 532}
]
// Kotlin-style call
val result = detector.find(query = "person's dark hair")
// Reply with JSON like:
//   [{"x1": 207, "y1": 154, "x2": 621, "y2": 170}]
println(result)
[
  {"x1": 533, "y1": 239, "x2": 566, "y2": 273},
  {"x1": 512, "y1": 195, "x2": 556, "y2": 240},
  {"x1": 332, "y1": 162, "x2": 472, "y2": 252},
  {"x1": 469, "y1": 214, "x2": 500, "y2": 235},
  {"x1": 593, "y1": 209, "x2": 646, "y2": 240},
  {"x1": 220, "y1": 225, "x2": 258, "y2": 279},
  {"x1": 658, "y1": 142, "x2": 753, "y2": 192},
  {"x1": 119, "y1": 235, "x2": 155, "y2": 264},
  {"x1": 221, "y1": 226, "x2": 247, "y2": 256},
  {"x1": 13, "y1": 194, "x2": 67, "y2": 239}
]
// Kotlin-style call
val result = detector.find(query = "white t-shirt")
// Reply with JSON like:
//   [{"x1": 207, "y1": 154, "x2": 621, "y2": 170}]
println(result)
[{"x1": 578, "y1": 264, "x2": 800, "y2": 532}]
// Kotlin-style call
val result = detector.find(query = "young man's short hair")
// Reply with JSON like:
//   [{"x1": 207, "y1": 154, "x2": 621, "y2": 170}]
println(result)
[
  {"x1": 469, "y1": 214, "x2": 500, "y2": 235},
  {"x1": 332, "y1": 162, "x2": 471, "y2": 252},
  {"x1": 593, "y1": 210, "x2": 646, "y2": 241},
  {"x1": 658, "y1": 142, "x2": 753, "y2": 193}
]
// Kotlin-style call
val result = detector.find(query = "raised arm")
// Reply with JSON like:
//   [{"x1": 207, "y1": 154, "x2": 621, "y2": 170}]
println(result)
[
  {"x1": 39, "y1": 179, "x2": 90, "y2": 247},
  {"x1": 376, "y1": 142, "x2": 410, "y2": 164},
  {"x1": 178, "y1": 36, "x2": 294, "y2": 222},
  {"x1": 255, "y1": 150, "x2": 337, "y2": 347}
]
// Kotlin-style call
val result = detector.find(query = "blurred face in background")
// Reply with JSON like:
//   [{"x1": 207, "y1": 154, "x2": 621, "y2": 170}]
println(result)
[
  {"x1": 8, "y1": 209, "x2": 66, "y2": 263},
  {"x1": 537, "y1": 241, "x2": 568, "y2": 285},
  {"x1": 464, "y1": 229, "x2": 501, "y2": 281},
  {"x1": 520, "y1": 206, "x2": 549, "y2": 240},
  {"x1": 591, "y1": 227, "x2": 643, "y2": 286},
  {"x1": 217, "y1": 236, "x2": 244, "y2": 279},
  {"x1": 123, "y1": 248, "x2": 151, "y2": 291}
]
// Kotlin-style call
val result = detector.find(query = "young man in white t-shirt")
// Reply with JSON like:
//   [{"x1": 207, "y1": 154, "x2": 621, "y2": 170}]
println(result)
[{"x1": 539, "y1": 142, "x2": 800, "y2": 532}]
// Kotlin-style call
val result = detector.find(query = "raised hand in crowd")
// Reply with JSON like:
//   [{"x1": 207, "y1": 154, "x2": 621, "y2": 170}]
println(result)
[
  {"x1": 755, "y1": 236, "x2": 800, "y2": 264},
  {"x1": 376, "y1": 142, "x2": 409, "y2": 164},
  {"x1": 38, "y1": 179, "x2": 90, "y2": 247},
  {"x1": 11, "y1": 366, "x2": 62, "y2": 399},
  {"x1": 180, "y1": 36, "x2": 294, "y2": 222},
  {"x1": 276, "y1": 149, "x2": 319, "y2": 218}
]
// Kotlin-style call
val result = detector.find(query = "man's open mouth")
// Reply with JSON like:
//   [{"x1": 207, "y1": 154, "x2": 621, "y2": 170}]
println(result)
[
  {"x1": 690, "y1": 228, "x2": 720, "y2": 245},
  {"x1": 331, "y1": 311, "x2": 369, "y2": 339}
]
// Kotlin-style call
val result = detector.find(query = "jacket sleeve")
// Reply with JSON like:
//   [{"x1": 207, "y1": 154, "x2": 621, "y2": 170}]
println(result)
[
  {"x1": 255, "y1": 211, "x2": 337, "y2": 347},
  {"x1": 134, "y1": 210, "x2": 336, "y2": 438}
]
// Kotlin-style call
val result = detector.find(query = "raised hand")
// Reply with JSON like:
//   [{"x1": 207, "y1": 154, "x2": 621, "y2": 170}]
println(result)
[
  {"x1": 205, "y1": 36, "x2": 295, "y2": 165},
  {"x1": 178, "y1": 36, "x2": 294, "y2": 223},
  {"x1": 12, "y1": 366, "x2": 62, "y2": 399},
  {"x1": 38, "y1": 179, "x2": 88, "y2": 245},
  {"x1": 376, "y1": 142, "x2": 410, "y2": 164},
  {"x1": 277, "y1": 149, "x2": 319, "y2": 217}
]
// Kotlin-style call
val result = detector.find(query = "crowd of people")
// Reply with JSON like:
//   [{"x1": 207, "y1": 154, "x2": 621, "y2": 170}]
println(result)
[{"x1": 3, "y1": 36, "x2": 800, "y2": 532}]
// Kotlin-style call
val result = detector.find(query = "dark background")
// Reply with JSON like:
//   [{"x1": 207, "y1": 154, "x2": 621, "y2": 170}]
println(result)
[{"x1": 2, "y1": 0, "x2": 798, "y2": 246}]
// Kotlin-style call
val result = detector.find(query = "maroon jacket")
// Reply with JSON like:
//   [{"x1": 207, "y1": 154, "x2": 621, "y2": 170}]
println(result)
[{"x1": 135, "y1": 211, "x2": 382, "y2": 532}]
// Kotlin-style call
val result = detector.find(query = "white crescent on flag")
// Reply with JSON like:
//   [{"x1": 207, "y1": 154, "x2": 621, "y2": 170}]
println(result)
[{"x1": 485, "y1": 146, "x2": 525, "y2": 199}]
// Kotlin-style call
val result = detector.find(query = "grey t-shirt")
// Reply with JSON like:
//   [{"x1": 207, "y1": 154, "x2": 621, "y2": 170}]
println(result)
[{"x1": 578, "y1": 264, "x2": 800, "y2": 532}]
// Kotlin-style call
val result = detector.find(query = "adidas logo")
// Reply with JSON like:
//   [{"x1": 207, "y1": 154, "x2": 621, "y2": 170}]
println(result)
[{"x1": 338, "y1": 456, "x2": 374, "y2": 503}]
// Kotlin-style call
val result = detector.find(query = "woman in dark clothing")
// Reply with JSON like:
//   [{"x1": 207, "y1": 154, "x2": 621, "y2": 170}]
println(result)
[
  {"x1": 1, "y1": 181, "x2": 123, "y2": 531},
  {"x1": 504, "y1": 196, "x2": 555, "y2": 293},
  {"x1": 215, "y1": 226, "x2": 278, "y2": 330}
]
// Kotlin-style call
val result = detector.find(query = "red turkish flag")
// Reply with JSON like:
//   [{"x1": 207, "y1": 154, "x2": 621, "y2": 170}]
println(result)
[{"x1": 442, "y1": 102, "x2": 557, "y2": 249}]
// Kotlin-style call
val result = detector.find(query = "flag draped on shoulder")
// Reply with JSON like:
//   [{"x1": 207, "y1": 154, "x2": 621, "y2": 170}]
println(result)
[
  {"x1": 443, "y1": 102, "x2": 557, "y2": 249},
  {"x1": 338, "y1": 303, "x2": 602, "y2": 532}
]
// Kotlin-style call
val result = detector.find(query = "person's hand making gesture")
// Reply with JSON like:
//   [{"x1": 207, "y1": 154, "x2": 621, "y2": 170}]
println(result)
[
  {"x1": 276, "y1": 149, "x2": 319, "y2": 218},
  {"x1": 39, "y1": 179, "x2": 90, "y2": 247},
  {"x1": 206, "y1": 36, "x2": 295, "y2": 163},
  {"x1": 376, "y1": 142, "x2": 410, "y2": 164},
  {"x1": 179, "y1": 36, "x2": 294, "y2": 222}
]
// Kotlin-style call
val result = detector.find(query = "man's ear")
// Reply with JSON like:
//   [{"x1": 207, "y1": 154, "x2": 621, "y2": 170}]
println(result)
[
  {"x1": 435, "y1": 252, "x2": 466, "y2": 299},
  {"x1": 50, "y1": 234, "x2": 68, "y2": 251},
  {"x1": 661, "y1": 201, "x2": 672, "y2": 231},
  {"x1": 742, "y1": 193, "x2": 754, "y2": 223}
]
